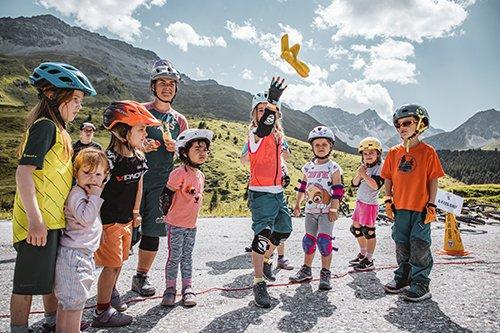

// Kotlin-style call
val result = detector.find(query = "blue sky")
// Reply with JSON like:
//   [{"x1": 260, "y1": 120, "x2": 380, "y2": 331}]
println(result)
[{"x1": 1, "y1": 0, "x2": 498, "y2": 130}]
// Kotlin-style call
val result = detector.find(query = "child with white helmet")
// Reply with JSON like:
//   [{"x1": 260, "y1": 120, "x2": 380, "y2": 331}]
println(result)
[
  {"x1": 290, "y1": 126, "x2": 344, "y2": 291},
  {"x1": 157, "y1": 128, "x2": 213, "y2": 308},
  {"x1": 243, "y1": 77, "x2": 292, "y2": 308},
  {"x1": 240, "y1": 92, "x2": 293, "y2": 271},
  {"x1": 349, "y1": 137, "x2": 384, "y2": 271}
]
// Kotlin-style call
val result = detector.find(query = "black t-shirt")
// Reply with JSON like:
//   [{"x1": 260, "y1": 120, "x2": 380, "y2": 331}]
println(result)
[
  {"x1": 19, "y1": 119, "x2": 56, "y2": 169},
  {"x1": 100, "y1": 149, "x2": 149, "y2": 224},
  {"x1": 72, "y1": 140, "x2": 103, "y2": 160}
]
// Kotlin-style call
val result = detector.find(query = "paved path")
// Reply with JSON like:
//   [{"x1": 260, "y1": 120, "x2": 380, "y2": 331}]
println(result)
[{"x1": 0, "y1": 217, "x2": 498, "y2": 332}]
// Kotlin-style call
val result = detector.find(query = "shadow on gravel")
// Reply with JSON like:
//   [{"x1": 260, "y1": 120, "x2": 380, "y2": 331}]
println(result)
[
  {"x1": 277, "y1": 283, "x2": 336, "y2": 332},
  {"x1": 206, "y1": 254, "x2": 252, "y2": 275},
  {"x1": 199, "y1": 298, "x2": 279, "y2": 332},
  {"x1": 128, "y1": 304, "x2": 174, "y2": 332},
  {"x1": 220, "y1": 272, "x2": 253, "y2": 299},
  {"x1": 346, "y1": 271, "x2": 385, "y2": 300},
  {"x1": 385, "y1": 299, "x2": 473, "y2": 333}
]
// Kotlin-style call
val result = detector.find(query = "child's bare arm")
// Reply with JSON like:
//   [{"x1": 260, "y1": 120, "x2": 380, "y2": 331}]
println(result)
[
  {"x1": 132, "y1": 176, "x2": 144, "y2": 227},
  {"x1": 384, "y1": 179, "x2": 393, "y2": 197},
  {"x1": 16, "y1": 165, "x2": 46, "y2": 246},
  {"x1": 428, "y1": 178, "x2": 438, "y2": 204},
  {"x1": 293, "y1": 175, "x2": 307, "y2": 216}
]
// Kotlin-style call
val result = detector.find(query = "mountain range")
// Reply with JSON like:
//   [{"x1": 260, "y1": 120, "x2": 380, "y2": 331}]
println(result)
[{"x1": 1, "y1": 15, "x2": 498, "y2": 153}]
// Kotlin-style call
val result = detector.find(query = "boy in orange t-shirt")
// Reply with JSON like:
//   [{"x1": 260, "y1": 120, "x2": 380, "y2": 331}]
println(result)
[{"x1": 381, "y1": 104, "x2": 445, "y2": 302}]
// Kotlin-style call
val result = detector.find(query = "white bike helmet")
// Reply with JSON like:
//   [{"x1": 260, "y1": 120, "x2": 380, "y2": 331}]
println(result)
[
  {"x1": 150, "y1": 59, "x2": 181, "y2": 83},
  {"x1": 307, "y1": 126, "x2": 335, "y2": 144},
  {"x1": 175, "y1": 129, "x2": 214, "y2": 155},
  {"x1": 251, "y1": 91, "x2": 282, "y2": 111}
]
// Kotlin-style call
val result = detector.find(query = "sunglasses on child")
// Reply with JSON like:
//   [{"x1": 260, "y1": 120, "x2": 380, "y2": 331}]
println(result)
[{"x1": 394, "y1": 120, "x2": 416, "y2": 129}]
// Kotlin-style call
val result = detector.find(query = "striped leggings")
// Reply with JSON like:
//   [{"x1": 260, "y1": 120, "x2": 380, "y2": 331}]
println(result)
[{"x1": 165, "y1": 225, "x2": 197, "y2": 290}]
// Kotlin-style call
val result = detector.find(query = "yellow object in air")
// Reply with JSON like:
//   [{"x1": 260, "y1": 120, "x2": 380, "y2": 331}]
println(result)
[{"x1": 280, "y1": 34, "x2": 310, "y2": 78}]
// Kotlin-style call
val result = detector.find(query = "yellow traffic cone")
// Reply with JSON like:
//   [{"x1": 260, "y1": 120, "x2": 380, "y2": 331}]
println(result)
[{"x1": 437, "y1": 212, "x2": 471, "y2": 256}]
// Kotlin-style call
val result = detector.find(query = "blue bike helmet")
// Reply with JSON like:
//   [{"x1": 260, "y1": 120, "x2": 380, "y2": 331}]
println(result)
[{"x1": 29, "y1": 62, "x2": 97, "y2": 96}]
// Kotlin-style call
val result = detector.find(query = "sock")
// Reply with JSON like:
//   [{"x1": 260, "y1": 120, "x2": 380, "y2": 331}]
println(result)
[
  {"x1": 44, "y1": 312, "x2": 56, "y2": 326},
  {"x1": 253, "y1": 277, "x2": 264, "y2": 285},
  {"x1": 264, "y1": 257, "x2": 272, "y2": 264},
  {"x1": 10, "y1": 324, "x2": 30, "y2": 333},
  {"x1": 360, "y1": 248, "x2": 367, "y2": 256},
  {"x1": 96, "y1": 302, "x2": 111, "y2": 313},
  {"x1": 366, "y1": 252, "x2": 373, "y2": 261}
]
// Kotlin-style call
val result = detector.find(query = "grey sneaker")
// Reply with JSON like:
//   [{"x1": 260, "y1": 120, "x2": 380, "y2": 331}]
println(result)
[
  {"x1": 384, "y1": 279, "x2": 410, "y2": 294},
  {"x1": 277, "y1": 257, "x2": 294, "y2": 270},
  {"x1": 161, "y1": 287, "x2": 176, "y2": 307},
  {"x1": 182, "y1": 286, "x2": 197, "y2": 307},
  {"x1": 253, "y1": 281, "x2": 271, "y2": 308},
  {"x1": 110, "y1": 288, "x2": 127, "y2": 312},
  {"x1": 92, "y1": 307, "x2": 132, "y2": 328},
  {"x1": 349, "y1": 253, "x2": 365, "y2": 265},
  {"x1": 132, "y1": 272, "x2": 156, "y2": 296},
  {"x1": 263, "y1": 261, "x2": 276, "y2": 282},
  {"x1": 403, "y1": 283, "x2": 432, "y2": 302},
  {"x1": 319, "y1": 268, "x2": 332, "y2": 290},
  {"x1": 289, "y1": 265, "x2": 313, "y2": 283}
]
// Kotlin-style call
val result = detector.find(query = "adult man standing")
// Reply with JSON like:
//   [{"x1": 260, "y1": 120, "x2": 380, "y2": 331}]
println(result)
[
  {"x1": 72, "y1": 122, "x2": 102, "y2": 160},
  {"x1": 131, "y1": 59, "x2": 188, "y2": 296}
]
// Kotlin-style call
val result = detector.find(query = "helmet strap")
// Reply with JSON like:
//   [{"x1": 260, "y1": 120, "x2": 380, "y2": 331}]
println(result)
[
  {"x1": 151, "y1": 81, "x2": 177, "y2": 104},
  {"x1": 313, "y1": 151, "x2": 331, "y2": 160}
]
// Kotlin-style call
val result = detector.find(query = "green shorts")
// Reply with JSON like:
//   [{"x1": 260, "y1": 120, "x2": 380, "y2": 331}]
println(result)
[
  {"x1": 248, "y1": 190, "x2": 292, "y2": 235},
  {"x1": 140, "y1": 183, "x2": 167, "y2": 237},
  {"x1": 13, "y1": 229, "x2": 60, "y2": 295}
]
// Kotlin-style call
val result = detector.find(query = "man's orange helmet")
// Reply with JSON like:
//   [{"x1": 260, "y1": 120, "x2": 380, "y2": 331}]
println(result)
[{"x1": 103, "y1": 100, "x2": 161, "y2": 129}]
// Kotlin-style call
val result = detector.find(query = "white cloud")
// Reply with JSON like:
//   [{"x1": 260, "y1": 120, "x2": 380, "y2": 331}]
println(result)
[
  {"x1": 352, "y1": 39, "x2": 417, "y2": 84},
  {"x1": 195, "y1": 67, "x2": 205, "y2": 78},
  {"x1": 242, "y1": 69, "x2": 253, "y2": 80},
  {"x1": 165, "y1": 22, "x2": 227, "y2": 52},
  {"x1": 313, "y1": 0, "x2": 470, "y2": 43},
  {"x1": 305, "y1": 39, "x2": 316, "y2": 50},
  {"x1": 154, "y1": 22, "x2": 161, "y2": 27},
  {"x1": 225, "y1": 20, "x2": 258, "y2": 41},
  {"x1": 37, "y1": 0, "x2": 166, "y2": 42},
  {"x1": 364, "y1": 58, "x2": 417, "y2": 84},
  {"x1": 351, "y1": 56, "x2": 366, "y2": 70},
  {"x1": 282, "y1": 80, "x2": 394, "y2": 120},
  {"x1": 329, "y1": 63, "x2": 338, "y2": 72},
  {"x1": 327, "y1": 45, "x2": 349, "y2": 60},
  {"x1": 304, "y1": 64, "x2": 329, "y2": 84}
]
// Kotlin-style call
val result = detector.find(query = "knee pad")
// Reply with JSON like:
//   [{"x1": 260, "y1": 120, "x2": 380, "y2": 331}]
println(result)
[
  {"x1": 252, "y1": 228, "x2": 271, "y2": 254},
  {"x1": 361, "y1": 226, "x2": 376, "y2": 239},
  {"x1": 302, "y1": 233, "x2": 317, "y2": 254},
  {"x1": 139, "y1": 235, "x2": 160, "y2": 252},
  {"x1": 270, "y1": 232, "x2": 291, "y2": 247},
  {"x1": 350, "y1": 225, "x2": 363, "y2": 238},
  {"x1": 317, "y1": 233, "x2": 333, "y2": 256}
]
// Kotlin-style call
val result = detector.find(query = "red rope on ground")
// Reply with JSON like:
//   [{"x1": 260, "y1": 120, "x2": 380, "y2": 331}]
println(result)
[{"x1": 0, "y1": 259, "x2": 495, "y2": 318}]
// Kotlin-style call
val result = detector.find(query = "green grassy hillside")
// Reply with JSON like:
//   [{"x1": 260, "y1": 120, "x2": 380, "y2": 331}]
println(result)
[{"x1": 0, "y1": 103, "x2": 471, "y2": 219}]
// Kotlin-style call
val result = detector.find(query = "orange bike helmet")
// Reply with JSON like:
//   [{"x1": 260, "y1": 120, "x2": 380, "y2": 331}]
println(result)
[{"x1": 103, "y1": 100, "x2": 161, "y2": 129}]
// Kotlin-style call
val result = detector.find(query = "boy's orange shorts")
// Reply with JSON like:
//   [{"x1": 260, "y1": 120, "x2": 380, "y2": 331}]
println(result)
[{"x1": 94, "y1": 222, "x2": 132, "y2": 268}]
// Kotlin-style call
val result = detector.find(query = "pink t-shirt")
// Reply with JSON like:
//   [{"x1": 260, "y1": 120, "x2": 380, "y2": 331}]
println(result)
[{"x1": 165, "y1": 165, "x2": 205, "y2": 228}]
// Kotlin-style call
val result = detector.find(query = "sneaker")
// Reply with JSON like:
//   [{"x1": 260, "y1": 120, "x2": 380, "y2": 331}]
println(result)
[
  {"x1": 132, "y1": 272, "x2": 156, "y2": 297},
  {"x1": 263, "y1": 261, "x2": 276, "y2": 282},
  {"x1": 289, "y1": 265, "x2": 313, "y2": 283},
  {"x1": 403, "y1": 283, "x2": 432, "y2": 302},
  {"x1": 161, "y1": 287, "x2": 176, "y2": 307},
  {"x1": 277, "y1": 257, "x2": 294, "y2": 270},
  {"x1": 384, "y1": 279, "x2": 410, "y2": 294},
  {"x1": 39, "y1": 323, "x2": 55, "y2": 333},
  {"x1": 354, "y1": 257, "x2": 374, "y2": 271},
  {"x1": 182, "y1": 286, "x2": 197, "y2": 307},
  {"x1": 253, "y1": 281, "x2": 271, "y2": 308},
  {"x1": 319, "y1": 268, "x2": 332, "y2": 291},
  {"x1": 244, "y1": 246, "x2": 252, "y2": 253},
  {"x1": 92, "y1": 307, "x2": 132, "y2": 328},
  {"x1": 110, "y1": 288, "x2": 127, "y2": 312},
  {"x1": 349, "y1": 253, "x2": 365, "y2": 266}
]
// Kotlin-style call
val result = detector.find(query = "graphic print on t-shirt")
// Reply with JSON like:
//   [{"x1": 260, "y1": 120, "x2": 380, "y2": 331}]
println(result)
[{"x1": 398, "y1": 154, "x2": 417, "y2": 173}]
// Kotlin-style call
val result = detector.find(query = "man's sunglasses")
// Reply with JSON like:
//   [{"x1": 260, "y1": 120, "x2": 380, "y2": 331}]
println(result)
[{"x1": 395, "y1": 120, "x2": 416, "y2": 129}]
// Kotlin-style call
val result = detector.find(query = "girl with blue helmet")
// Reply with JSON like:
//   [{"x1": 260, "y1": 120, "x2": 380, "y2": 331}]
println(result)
[{"x1": 11, "y1": 62, "x2": 96, "y2": 333}]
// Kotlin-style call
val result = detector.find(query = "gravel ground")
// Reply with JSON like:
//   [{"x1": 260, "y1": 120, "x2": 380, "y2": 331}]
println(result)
[{"x1": 0, "y1": 217, "x2": 498, "y2": 333}]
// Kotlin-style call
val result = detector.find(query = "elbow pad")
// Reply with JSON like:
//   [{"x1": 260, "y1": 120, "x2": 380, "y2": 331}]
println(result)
[
  {"x1": 254, "y1": 108, "x2": 276, "y2": 138},
  {"x1": 372, "y1": 175, "x2": 384, "y2": 190},
  {"x1": 159, "y1": 186, "x2": 175, "y2": 216},
  {"x1": 294, "y1": 179, "x2": 306, "y2": 193}
]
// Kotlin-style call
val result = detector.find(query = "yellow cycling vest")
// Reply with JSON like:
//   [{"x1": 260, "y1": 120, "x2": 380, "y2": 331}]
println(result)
[{"x1": 12, "y1": 118, "x2": 72, "y2": 243}]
